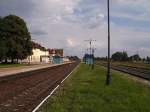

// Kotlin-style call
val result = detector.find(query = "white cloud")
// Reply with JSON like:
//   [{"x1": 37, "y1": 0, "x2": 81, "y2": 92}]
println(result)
[{"x1": 67, "y1": 38, "x2": 75, "y2": 47}]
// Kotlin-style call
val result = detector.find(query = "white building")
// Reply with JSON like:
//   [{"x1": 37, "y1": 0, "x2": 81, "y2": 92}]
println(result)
[{"x1": 22, "y1": 48, "x2": 49, "y2": 64}]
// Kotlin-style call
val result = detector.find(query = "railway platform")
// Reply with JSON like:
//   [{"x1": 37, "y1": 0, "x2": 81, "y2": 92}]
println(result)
[{"x1": 0, "y1": 63, "x2": 69, "y2": 77}]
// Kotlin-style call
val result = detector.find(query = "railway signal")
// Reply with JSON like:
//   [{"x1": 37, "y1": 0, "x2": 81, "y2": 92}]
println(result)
[{"x1": 106, "y1": 0, "x2": 111, "y2": 85}]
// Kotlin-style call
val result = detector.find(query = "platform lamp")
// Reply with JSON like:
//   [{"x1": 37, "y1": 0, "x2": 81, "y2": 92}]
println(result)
[{"x1": 106, "y1": 0, "x2": 111, "y2": 85}]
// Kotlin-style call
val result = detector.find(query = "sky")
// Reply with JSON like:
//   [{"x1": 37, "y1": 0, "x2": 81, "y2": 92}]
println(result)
[{"x1": 0, "y1": 0, "x2": 150, "y2": 57}]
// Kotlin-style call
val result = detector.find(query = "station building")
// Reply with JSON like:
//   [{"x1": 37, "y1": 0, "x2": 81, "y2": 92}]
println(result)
[
  {"x1": 21, "y1": 42, "x2": 49, "y2": 64},
  {"x1": 22, "y1": 43, "x2": 70, "y2": 64},
  {"x1": 29, "y1": 48, "x2": 49, "y2": 63},
  {"x1": 21, "y1": 48, "x2": 49, "y2": 64}
]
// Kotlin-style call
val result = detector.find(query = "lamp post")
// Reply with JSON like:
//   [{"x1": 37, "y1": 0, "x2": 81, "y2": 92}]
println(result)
[{"x1": 106, "y1": 0, "x2": 111, "y2": 85}]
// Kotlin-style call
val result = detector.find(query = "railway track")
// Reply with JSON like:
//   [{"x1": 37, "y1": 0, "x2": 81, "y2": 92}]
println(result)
[
  {"x1": 0, "y1": 62, "x2": 79, "y2": 112},
  {"x1": 100, "y1": 63, "x2": 150, "y2": 81}
]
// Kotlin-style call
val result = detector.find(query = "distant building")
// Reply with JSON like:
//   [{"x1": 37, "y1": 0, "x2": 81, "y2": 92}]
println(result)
[
  {"x1": 48, "y1": 49, "x2": 64, "y2": 64},
  {"x1": 83, "y1": 54, "x2": 94, "y2": 64},
  {"x1": 48, "y1": 49, "x2": 63, "y2": 57},
  {"x1": 51, "y1": 55, "x2": 63, "y2": 64},
  {"x1": 63, "y1": 57, "x2": 70, "y2": 62},
  {"x1": 48, "y1": 49, "x2": 70, "y2": 64}
]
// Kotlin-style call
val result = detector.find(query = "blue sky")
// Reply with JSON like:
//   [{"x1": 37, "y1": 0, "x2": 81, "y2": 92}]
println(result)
[{"x1": 0, "y1": 0, "x2": 150, "y2": 57}]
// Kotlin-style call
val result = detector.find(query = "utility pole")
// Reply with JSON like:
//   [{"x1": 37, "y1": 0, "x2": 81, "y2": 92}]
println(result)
[
  {"x1": 106, "y1": 0, "x2": 111, "y2": 85},
  {"x1": 85, "y1": 48, "x2": 89, "y2": 54},
  {"x1": 85, "y1": 39, "x2": 96, "y2": 56},
  {"x1": 84, "y1": 48, "x2": 89, "y2": 64},
  {"x1": 92, "y1": 48, "x2": 96, "y2": 70}
]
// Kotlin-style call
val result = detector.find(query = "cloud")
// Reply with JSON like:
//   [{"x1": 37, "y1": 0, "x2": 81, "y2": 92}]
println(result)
[
  {"x1": 111, "y1": 0, "x2": 150, "y2": 23},
  {"x1": 63, "y1": 0, "x2": 105, "y2": 29},
  {"x1": 0, "y1": 0, "x2": 35, "y2": 18},
  {"x1": 0, "y1": 0, "x2": 150, "y2": 57},
  {"x1": 67, "y1": 38, "x2": 75, "y2": 47},
  {"x1": 31, "y1": 30, "x2": 48, "y2": 36}
]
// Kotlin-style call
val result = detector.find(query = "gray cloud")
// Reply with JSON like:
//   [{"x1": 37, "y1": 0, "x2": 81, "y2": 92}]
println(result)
[
  {"x1": 31, "y1": 30, "x2": 48, "y2": 36},
  {"x1": 62, "y1": 0, "x2": 105, "y2": 29},
  {"x1": 0, "y1": 0, "x2": 35, "y2": 18}
]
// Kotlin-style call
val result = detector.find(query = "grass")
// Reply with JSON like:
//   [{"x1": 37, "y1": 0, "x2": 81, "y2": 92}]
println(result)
[
  {"x1": 39, "y1": 64, "x2": 150, "y2": 112},
  {"x1": 0, "y1": 63, "x2": 30, "y2": 68}
]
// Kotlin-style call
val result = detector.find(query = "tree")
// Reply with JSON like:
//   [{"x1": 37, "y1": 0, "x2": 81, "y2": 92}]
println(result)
[
  {"x1": 142, "y1": 58, "x2": 146, "y2": 63},
  {"x1": 32, "y1": 41, "x2": 46, "y2": 51},
  {"x1": 122, "y1": 51, "x2": 128, "y2": 61},
  {"x1": 129, "y1": 54, "x2": 141, "y2": 62},
  {"x1": 111, "y1": 51, "x2": 129, "y2": 61},
  {"x1": 146, "y1": 56, "x2": 150, "y2": 64},
  {"x1": 2, "y1": 15, "x2": 33, "y2": 63},
  {"x1": 111, "y1": 52, "x2": 122, "y2": 61},
  {"x1": 95, "y1": 57, "x2": 107, "y2": 61},
  {"x1": 0, "y1": 17, "x2": 8, "y2": 62}
]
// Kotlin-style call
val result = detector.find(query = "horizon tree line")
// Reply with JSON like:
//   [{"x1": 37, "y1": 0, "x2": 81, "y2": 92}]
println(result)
[{"x1": 95, "y1": 51, "x2": 150, "y2": 63}]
